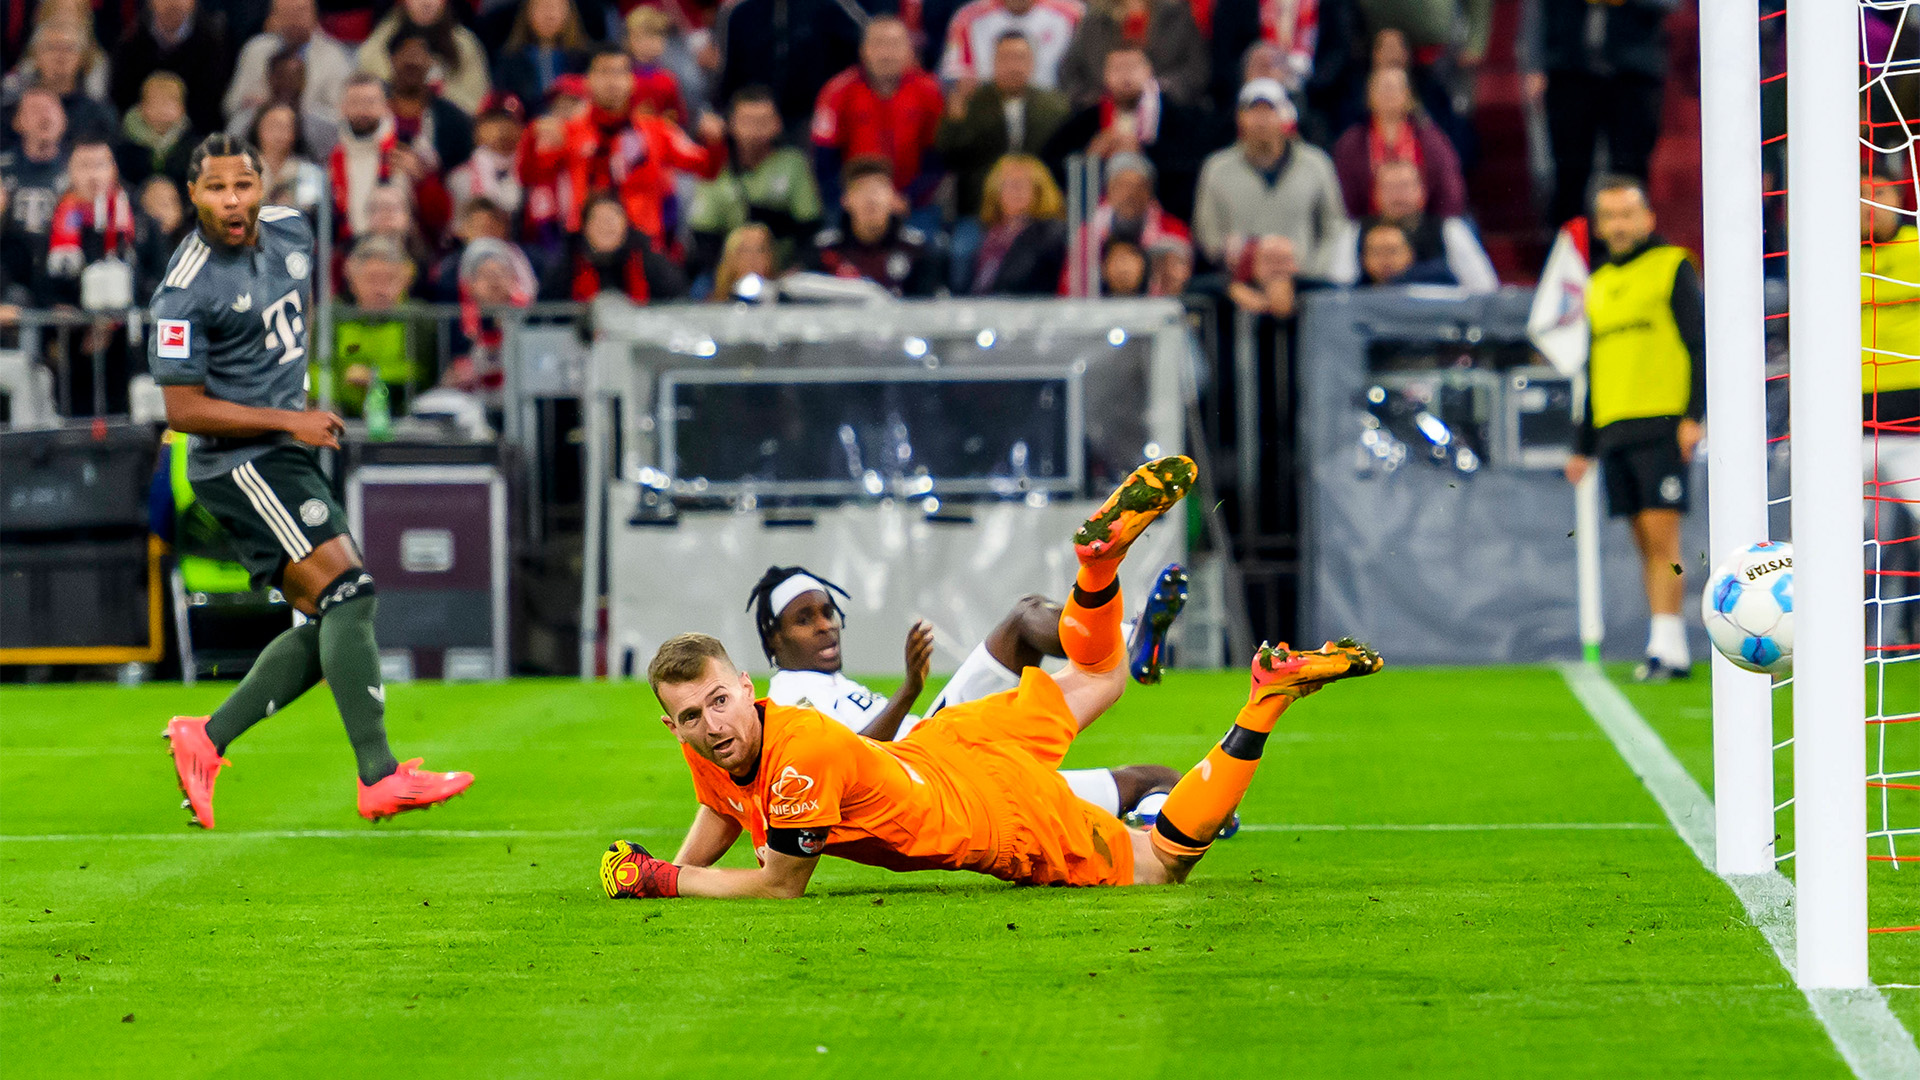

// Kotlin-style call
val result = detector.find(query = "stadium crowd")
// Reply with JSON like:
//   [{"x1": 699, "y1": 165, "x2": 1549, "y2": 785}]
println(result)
[{"x1": 0, "y1": 0, "x2": 1722, "y2": 415}]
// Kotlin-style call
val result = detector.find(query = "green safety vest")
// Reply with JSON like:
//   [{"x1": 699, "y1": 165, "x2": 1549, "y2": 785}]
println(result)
[
  {"x1": 1587, "y1": 245, "x2": 1694, "y2": 430},
  {"x1": 166, "y1": 430, "x2": 255, "y2": 594},
  {"x1": 322, "y1": 319, "x2": 419, "y2": 416}
]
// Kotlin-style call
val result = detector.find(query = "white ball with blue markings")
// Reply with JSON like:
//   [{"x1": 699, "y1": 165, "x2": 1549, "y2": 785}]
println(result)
[{"x1": 1701, "y1": 541, "x2": 1794, "y2": 675}]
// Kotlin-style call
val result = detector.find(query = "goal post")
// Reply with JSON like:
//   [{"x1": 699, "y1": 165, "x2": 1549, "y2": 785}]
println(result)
[
  {"x1": 1697, "y1": 0, "x2": 1776, "y2": 879},
  {"x1": 1786, "y1": 0, "x2": 1869, "y2": 991}
]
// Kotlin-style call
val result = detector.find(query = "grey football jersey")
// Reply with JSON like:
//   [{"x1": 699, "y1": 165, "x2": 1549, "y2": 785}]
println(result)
[{"x1": 149, "y1": 206, "x2": 318, "y2": 481}]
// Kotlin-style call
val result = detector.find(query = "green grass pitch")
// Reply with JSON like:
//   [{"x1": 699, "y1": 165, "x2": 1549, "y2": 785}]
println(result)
[{"x1": 1, "y1": 665, "x2": 1914, "y2": 1077}]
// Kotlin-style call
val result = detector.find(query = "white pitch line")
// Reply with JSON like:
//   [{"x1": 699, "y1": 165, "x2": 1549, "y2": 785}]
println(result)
[
  {"x1": 1560, "y1": 662, "x2": 1920, "y2": 1080},
  {"x1": 1234, "y1": 822, "x2": 1664, "y2": 833},
  {"x1": 0, "y1": 822, "x2": 1668, "y2": 843},
  {"x1": 0, "y1": 828, "x2": 681, "y2": 842}
]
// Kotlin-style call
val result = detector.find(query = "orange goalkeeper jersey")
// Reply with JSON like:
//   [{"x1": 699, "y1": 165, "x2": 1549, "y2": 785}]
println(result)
[{"x1": 681, "y1": 669, "x2": 1134, "y2": 887}]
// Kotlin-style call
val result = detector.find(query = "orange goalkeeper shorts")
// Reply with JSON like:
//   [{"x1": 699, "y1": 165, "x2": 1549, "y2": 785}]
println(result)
[{"x1": 906, "y1": 668, "x2": 1136, "y2": 888}]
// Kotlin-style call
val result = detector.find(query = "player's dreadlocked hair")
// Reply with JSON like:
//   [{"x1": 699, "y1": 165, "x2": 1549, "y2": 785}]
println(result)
[
  {"x1": 186, "y1": 133, "x2": 265, "y2": 183},
  {"x1": 746, "y1": 566, "x2": 851, "y2": 662}
]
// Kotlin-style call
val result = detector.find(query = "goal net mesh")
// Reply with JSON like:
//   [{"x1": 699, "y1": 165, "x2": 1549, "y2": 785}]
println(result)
[{"x1": 1764, "y1": 0, "x2": 1918, "y2": 939}]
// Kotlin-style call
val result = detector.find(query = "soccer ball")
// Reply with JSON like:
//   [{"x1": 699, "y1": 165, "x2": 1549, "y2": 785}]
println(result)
[{"x1": 1700, "y1": 541, "x2": 1794, "y2": 675}]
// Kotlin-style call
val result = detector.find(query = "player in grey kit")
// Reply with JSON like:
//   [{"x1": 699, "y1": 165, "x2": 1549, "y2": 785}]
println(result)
[{"x1": 152, "y1": 133, "x2": 472, "y2": 828}]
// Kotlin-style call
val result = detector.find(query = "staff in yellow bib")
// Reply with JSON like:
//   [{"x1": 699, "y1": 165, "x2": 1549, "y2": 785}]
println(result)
[
  {"x1": 1861, "y1": 174, "x2": 1920, "y2": 598},
  {"x1": 1564, "y1": 175, "x2": 1707, "y2": 682}
]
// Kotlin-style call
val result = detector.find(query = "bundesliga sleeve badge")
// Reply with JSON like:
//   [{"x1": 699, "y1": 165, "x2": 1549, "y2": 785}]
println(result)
[{"x1": 157, "y1": 319, "x2": 191, "y2": 358}]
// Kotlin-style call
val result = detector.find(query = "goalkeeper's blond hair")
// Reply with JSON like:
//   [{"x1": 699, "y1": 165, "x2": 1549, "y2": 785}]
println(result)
[{"x1": 647, "y1": 634, "x2": 736, "y2": 704}]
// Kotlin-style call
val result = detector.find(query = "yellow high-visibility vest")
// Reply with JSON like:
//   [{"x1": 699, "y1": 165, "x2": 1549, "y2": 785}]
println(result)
[
  {"x1": 1863, "y1": 224, "x2": 1920, "y2": 393},
  {"x1": 1586, "y1": 244, "x2": 1694, "y2": 429}
]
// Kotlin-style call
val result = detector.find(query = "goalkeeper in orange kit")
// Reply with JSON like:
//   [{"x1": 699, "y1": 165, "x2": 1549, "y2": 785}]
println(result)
[{"x1": 601, "y1": 457, "x2": 1382, "y2": 899}]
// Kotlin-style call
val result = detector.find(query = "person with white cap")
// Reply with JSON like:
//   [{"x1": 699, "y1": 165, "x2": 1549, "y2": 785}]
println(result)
[
  {"x1": 1191, "y1": 76, "x2": 1348, "y2": 280},
  {"x1": 741, "y1": 563, "x2": 1196, "y2": 819}
]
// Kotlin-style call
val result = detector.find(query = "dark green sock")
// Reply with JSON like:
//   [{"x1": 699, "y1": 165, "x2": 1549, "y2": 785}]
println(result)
[
  {"x1": 205, "y1": 621, "x2": 323, "y2": 754},
  {"x1": 318, "y1": 593, "x2": 399, "y2": 785}
]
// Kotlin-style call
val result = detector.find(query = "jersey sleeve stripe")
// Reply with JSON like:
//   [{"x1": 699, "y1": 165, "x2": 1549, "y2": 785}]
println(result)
[
  {"x1": 163, "y1": 235, "x2": 205, "y2": 287},
  {"x1": 258, "y1": 206, "x2": 302, "y2": 222},
  {"x1": 164, "y1": 235, "x2": 211, "y2": 289},
  {"x1": 233, "y1": 462, "x2": 314, "y2": 560}
]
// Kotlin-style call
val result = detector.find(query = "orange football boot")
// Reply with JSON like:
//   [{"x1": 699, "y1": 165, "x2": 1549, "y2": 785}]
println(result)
[
  {"x1": 162, "y1": 716, "x2": 228, "y2": 830},
  {"x1": 1073, "y1": 455, "x2": 1197, "y2": 562},
  {"x1": 1248, "y1": 638, "x2": 1385, "y2": 703},
  {"x1": 357, "y1": 759, "x2": 474, "y2": 821}
]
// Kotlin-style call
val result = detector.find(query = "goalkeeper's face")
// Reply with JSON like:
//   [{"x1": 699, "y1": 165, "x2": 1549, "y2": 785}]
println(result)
[{"x1": 658, "y1": 658, "x2": 764, "y2": 777}]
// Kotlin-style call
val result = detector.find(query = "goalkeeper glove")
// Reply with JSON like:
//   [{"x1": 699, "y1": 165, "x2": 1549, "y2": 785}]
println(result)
[{"x1": 601, "y1": 839, "x2": 681, "y2": 899}]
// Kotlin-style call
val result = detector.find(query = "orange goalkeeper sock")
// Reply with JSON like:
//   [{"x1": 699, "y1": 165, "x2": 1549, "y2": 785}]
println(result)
[
  {"x1": 1060, "y1": 568, "x2": 1124, "y2": 673},
  {"x1": 1150, "y1": 696, "x2": 1287, "y2": 861}
]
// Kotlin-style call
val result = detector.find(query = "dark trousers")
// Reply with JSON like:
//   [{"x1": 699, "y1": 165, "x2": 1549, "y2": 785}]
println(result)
[{"x1": 1544, "y1": 71, "x2": 1664, "y2": 228}]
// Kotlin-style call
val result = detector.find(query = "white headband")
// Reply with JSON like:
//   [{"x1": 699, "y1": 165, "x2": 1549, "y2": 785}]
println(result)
[{"x1": 769, "y1": 574, "x2": 831, "y2": 617}]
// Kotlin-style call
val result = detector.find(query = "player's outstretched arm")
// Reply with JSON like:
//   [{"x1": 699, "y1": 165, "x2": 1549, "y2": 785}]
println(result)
[
  {"x1": 855, "y1": 620, "x2": 933, "y2": 742},
  {"x1": 604, "y1": 841, "x2": 816, "y2": 899},
  {"x1": 672, "y1": 805, "x2": 742, "y2": 867},
  {"x1": 161, "y1": 385, "x2": 345, "y2": 449},
  {"x1": 676, "y1": 850, "x2": 818, "y2": 899}
]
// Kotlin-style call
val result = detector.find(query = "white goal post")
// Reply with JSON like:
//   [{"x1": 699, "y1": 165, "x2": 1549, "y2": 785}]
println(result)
[
  {"x1": 1704, "y1": 0, "x2": 1872, "y2": 991},
  {"x1": 1698, "y1": 0, "x2": 1776, "y2": 881},
  {"x1": 1785, "y1": 0, "x2": 1870, "y2": 992}
]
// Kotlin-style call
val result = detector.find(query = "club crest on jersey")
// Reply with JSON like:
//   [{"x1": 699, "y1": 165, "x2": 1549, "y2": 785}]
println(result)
[
  {"x1": 260, "y1": 290, "x2": 306, "y2": 366},
  {"x1": 156, "y1": 319, "x2": 191, "y2": 358},
  {"x1": 769, "y1": 767, "x2": 815, "y2": 802},
  {"x1": 285, "y1": 251, "x2": 310, "y2": 280}
]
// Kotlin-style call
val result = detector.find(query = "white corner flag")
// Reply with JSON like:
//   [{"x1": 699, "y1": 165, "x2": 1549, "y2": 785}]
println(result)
[{"x1": 1528, "y1": 217, "x2": 1592, "y2": 376}]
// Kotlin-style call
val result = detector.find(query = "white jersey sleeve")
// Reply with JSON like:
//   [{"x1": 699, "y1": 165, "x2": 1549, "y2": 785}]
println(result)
[{"x1": 766, "y1": 669, "x2": 895, "y2": 734}]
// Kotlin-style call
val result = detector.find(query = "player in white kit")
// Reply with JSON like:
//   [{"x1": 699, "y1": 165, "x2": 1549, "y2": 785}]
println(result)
[{"x1": 746, "y1": 566, "x2": 1185, "y2": 818}]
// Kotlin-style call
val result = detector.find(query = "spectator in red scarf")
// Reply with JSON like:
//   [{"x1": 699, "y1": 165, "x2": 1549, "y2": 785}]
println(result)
[
  {"x1": 41, "y1": 138, "x2": 140, "y2": 302},
  {"x1": 802, "y1": 155, "x2": 942, "y2": 297},
  {"x1": 515, "y1": 75, "x2": 589, "y2": 262},
  {"x1": 1040, "y1": 45, "x2": 1218, "y2": 221},
  {"x1": 811, "y1": 17, "x2": 946, "y2": 220},
  {"x1": 541, "y1": 191, "x2": 688, "y2": 303},
  {"x1": 1059, "y1": 150, "x2": 1190, "y2": 295},
  {"x1": 38, "y1": 136, "x2": 144, "y2": 413},
  {"x1": 1057, "y1": 0, "x2": 1208, "y2": 107},
  {"x1": 1329, "y1": 65, "x2": 1465, "y2": 220},
  {"x1": 329, "y1": 72, "x2": 453, "y2": 247},
  {"x1": 536, "y1": 46, "x2": 726, "y2": 246},
  {"x1": 441, "y1": 237, "x2": 538, "y2": 408},
  {"x1": 448, "y1": 95, "x2": 525, "y2": 220}
]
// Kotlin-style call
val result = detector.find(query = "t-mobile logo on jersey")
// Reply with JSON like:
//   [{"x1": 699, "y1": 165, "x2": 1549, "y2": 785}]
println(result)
[{"x1": 260, "y1": 290, "x2": 306, "y2": 366}]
